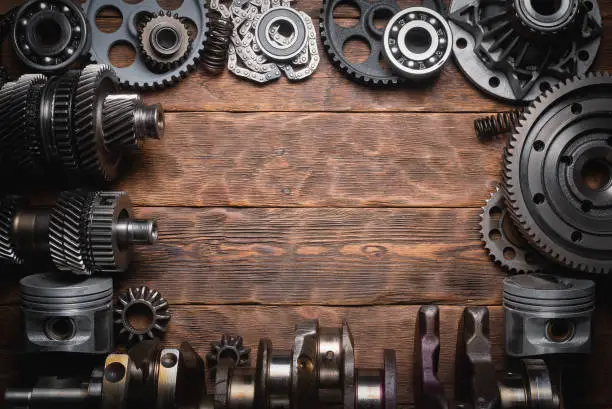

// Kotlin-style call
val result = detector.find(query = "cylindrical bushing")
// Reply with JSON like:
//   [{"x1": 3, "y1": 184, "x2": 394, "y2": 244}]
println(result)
[
  {"x1": 20, "y1": 273, "x2": 113, "y2": 354},
  {"x1": 503, "y1": 274, "x2": 595, "y2": 357}
]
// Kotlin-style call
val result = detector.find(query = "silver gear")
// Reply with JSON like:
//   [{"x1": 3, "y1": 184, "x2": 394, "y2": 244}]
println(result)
[
  {"x1": 139, "y1": 11, "x2": 192, "y2": 72},
  {"x1": 114, "y1": 286, "x2": 170, "y2": 343},
  {"x1": 480, "y1": 188, "x2": 547, "y2": 274},
  {"x1": 206, "y1": 334, "x2": 251, "y2": 369},
  {"x1": 73, "y1": 64, "x2": 122, "y2": 182},
  {"x1": 82, "y1": 0, "x2": 208, "y2": 89},
  {"x1": 0, "y1": 196, "x2": 23, "y2": 265}
]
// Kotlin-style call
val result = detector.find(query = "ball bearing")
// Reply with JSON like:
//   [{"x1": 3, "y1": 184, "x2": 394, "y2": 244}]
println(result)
[
  {"x1": 255, "y1": 7, "x2": 308, "y2": 63},
  {"x1": 383, "y1": 7, "x2": 452, "y2": 79}
]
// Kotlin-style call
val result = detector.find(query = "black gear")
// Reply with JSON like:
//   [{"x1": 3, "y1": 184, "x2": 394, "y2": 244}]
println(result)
[
  {"x1": 503, "y1": 72, "x2": 612, "y2": 274},
  {"x1": 138, "y1": 11, "x2": 192, "y2": 73},
  {"x1": 480, "y1": 188, "x2": 547, "y2": 274},
  {"x1": 0, "y1": 196, "x2": 23, "y2": 265},
  {"x1": 114, "y1": 286, "x2": 170, "y2": 344},
  {"x1": 206, "y1": 334, "x2": 251, "y2": 370},
  {"x1": 73, "y1": 64, "x2": 122, "y2": 182},
  {"x1": 48, "y1": 71, "x2": 81, "y2": 173},
  {"x1": 320, "y1": 0, "x2": 404, "y2": 87}
]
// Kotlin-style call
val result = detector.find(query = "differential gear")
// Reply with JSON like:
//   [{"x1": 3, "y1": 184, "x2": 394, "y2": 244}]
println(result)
[
  {"x1": 320, "y1": 0, "x2": 403, "y2": 87},
  {"x1": 0, "y1": 190, "x2": 158, "y2": 275},
  {"x1": 448, "y1": 0, "x2": 602, "y2": 102},
  {"x1": 10, "y1": 0, "x2": 91, "y2": 73},
  {"x1": 83, "y1": 0, "x2": 208, "y2": 89},
  {"x1": 503, "y1": 72, "x2": 612, "y2": 273},
  {"x1": 0, "y1": 65, "x2": 164, "y2": 184},
  {"x1": 139, "y1": 11, "x2": 192, "y2": 73},
  {"x1": 115, "y1": 286, "x2": 170, "y2": 344},
  {"x1": 480, "y1": 188, "x2": 547, "y2": 274},
  {"x1": 206, "y1": 334, "x2": 251, "y2": 370}
]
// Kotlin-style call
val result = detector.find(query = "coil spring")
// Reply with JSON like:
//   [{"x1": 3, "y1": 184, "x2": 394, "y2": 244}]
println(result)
[
  {"x1": 202, "y1": 12, "x2": 234, "y2": 75},
  {"x1": 474, "y1": 110, "x2": 522, "y2": 142}
]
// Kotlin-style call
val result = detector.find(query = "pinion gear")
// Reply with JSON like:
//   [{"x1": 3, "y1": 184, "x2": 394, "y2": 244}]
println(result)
[
  {"x1": 115, "y1": 286, "x2": 171, "y2": 343},
  {"x1": 206, "y1": 334, "x2": 251, "y2": 369},
  {"x1": 503, "y1": 72, "x2": 612, "y2": 273},
  {"x1": 480, "y1": 188, "x2": 546, "y2": 274},
  {"x1": 139, "y1": 11, "x2": 192, "y2": 73}
]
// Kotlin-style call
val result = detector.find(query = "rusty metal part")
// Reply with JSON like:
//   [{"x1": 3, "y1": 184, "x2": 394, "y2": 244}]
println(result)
[
  {"x1": 414, "y1": 306, "x2": 448, "y2": 409},
  {"x1": 212, "y1": 319, "x2": 395, "y2": 409},
  {"x1": 455, "y1": 307, "x2": 500, "y2": 409}
]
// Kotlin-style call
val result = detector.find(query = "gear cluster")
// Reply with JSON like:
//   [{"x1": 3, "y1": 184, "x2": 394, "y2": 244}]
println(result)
[
  {"x1": 0, "y1": 65, "x2": 164, "y2": 184},
  {"x1": 210, "y1": 0, "x2": 320, "y2": 83},
  {"x1": 481, "y1": 73, "x2": 612, "y2": 274},
  {"x1": 0, "y1": 190, "x2": 158, "y2": 275}
]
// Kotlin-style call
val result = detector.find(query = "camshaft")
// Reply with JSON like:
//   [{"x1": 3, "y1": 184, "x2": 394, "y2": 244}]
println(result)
[
  {"x1": 0, "y1": 64, "x2": 163, "y2": 184},
  {"x1": 0, "y1": 190, "x2": 157, "y2": 275}
]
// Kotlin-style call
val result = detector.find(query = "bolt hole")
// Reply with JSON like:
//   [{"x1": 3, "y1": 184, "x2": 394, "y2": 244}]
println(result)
[
  {"x1": 533, "y1": 193, "x2": 545, "y2": 204},
  {"x1": 503, "y1": 247, "x2": 516, "y2": 260},
  {"x1": 539, "y1": 81, "x2": 551, "y2": 92},
  {"x1": 571, "y1": 231, "x2": 582, "y2": 242},
  {"x1": 546, "y1": 319, "x2": 575, "y2": 342},
  {"x1": 104, "y1": 362, "x2": 126, "y2": 383},
  {"x1": 297, "y1": 355, "x2": 314, "y2": 372},
  {"x1": 456, "y1": 37, "x2": 467, "y2": 49},
  {"x1": 489, "y1": 229, "x2": 502, "y2": 241},
  {"x1": 489, "y1": 77, "x2": 500, "y2": 88},
  {"x1": 578, "y1": 50, "x2": 590, "y2": 61},
  {"x1": 585, "y1": 0, "x2": 594, "y2": 10},
  {"x1": 489, "y1": 206, "x2": 502, "y2": 219},
  {"x1": 533, "y1": 140, "x2": 545, "y2": 151},
  {"x1": 571, "y1": 103, "x2": 583, "y2": 114}
]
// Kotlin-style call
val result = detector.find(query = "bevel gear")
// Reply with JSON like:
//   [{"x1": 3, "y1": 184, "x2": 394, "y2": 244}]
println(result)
[
  {"x1": 115, "y1": 286, "x2": 170, "y2": 344},
  {"x1": 138, "y1": 11, "x2": 192, "y2": 73},
  {"x1": 0, "y1": 190, "x2": 158, "y2": 275},
  {"x1": 206, "y1": 334, "x2": 251, "y2": 370},
  {"x1": 480, "y1": 188, "x2": 547, "y2": 274},
  {"x1": 503, "y1": 72, "x2": 612, "y2": 273},
  {"x1": 82, "y1": 0, "x2": 208, "y2": 89},
  {"x1": 320, "y1": 0, "x2": 403, "y2": 87}
]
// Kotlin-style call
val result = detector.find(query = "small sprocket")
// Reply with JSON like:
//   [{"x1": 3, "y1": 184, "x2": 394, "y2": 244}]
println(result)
[
  {"x1": 115, "y1": 286, "x2": 170, "y2": 344},
  {"x1": 138, "y1": 11, "x2": 192, "y2": 73},
  {"x1": 206, "y1": 334, "x2": 251, "y2": 369}
]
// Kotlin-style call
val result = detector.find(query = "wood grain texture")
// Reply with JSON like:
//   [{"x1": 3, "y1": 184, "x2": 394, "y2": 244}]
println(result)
[
  {"x1": 0, "y1": 305, "x2": 611, "y2": 407},
  {"x1": 117, "y1": 112, "x2": 505, "y2": 207},
  {"x1": 0, "y1": 206, "x2": 502, "y2": 306}
]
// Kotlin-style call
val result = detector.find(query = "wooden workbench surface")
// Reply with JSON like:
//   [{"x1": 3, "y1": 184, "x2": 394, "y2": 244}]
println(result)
[{"x1": 1, "y1": 0, "x2": 611, "y2": 407}]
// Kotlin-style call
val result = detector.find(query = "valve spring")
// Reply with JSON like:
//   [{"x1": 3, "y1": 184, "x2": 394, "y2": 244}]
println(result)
[
  {"x1": 474, "y1": 110, "x2": 522, "y2": 142},
  {"x1": 201, "y1": 12, "x2": 234, "y2": 75}
]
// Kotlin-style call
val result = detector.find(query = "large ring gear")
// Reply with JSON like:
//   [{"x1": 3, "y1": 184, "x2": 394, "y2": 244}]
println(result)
[
  {"x1": 320, "y1": 0, "x2": 451, "y2": 86},
  {"x1": 448, "y1": 0, "x2": 602, "y2": 102},
  {"x1": 210, "y1": 0, "x2": 319, "y2": 83},
  {"x1": 503, "y1": 73, "x2": 612, "y2": 274},
  {"x1": 10, "y1": 0, "x2": 92, "y2": 73},
  {"x1": 0, "y1": 190, "x2": 158, "y2": 275},
  {"x1": 82, "y1": 0, "x2": 208, "y2": 89},
  {"x1": 0, "y1": 65, "x2": 164, "y2": 184}
]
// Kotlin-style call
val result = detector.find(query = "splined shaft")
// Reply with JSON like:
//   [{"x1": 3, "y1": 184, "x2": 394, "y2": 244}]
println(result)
[
  {"x1": 0, "y1": 65, "x2": 164, "y2": 184},
  {"x1": 0, "y1": 190, "x2": 158, "y2": 275}
]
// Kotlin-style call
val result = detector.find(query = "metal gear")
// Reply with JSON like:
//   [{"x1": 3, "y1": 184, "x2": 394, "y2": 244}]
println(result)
[
  {"x1": 503, "y1": 72, "x2": 612, "y2": 273},
  {"x1": 320, "y1": 0, "x2": 404, "y2": 86},
  {"x1": 82, "y1": 0, "x2": 208, "y2": 89},
  {"x1": 10, "y1": 0, "x2": 91, "y2": 73},
  {"x1": 206, "y1": 334, "x2": 251, "y2": 370},
  {"x1": 138, "y1": 11, "x2": 192, "y2": 73},
  {"x1": 448, "y1": 0, "x2": 602, "y2": 102},
  {"x1": 0, "y1": 196, "x2": 22, "y2": 265},
  {"x1": 114, "y1": 286, "x2": 170, "y2": 344},
  {"x1": 480, "y1": 188, "x2": 547, "y2": 274}
]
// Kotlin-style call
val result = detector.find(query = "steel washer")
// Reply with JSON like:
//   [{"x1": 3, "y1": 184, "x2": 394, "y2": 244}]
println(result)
[{"x1": 255, "y1": 7, "x2": 308, "y2": 62}]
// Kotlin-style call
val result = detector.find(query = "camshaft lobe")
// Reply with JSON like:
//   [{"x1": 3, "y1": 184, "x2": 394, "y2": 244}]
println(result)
[{"x1": 102, "y1": 94, "x2": 164, "y2": 153}]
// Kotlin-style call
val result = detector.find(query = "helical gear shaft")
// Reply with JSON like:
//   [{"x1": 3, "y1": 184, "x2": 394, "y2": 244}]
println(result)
[
  {"x1": 0, "y1": 190, "x2": 157, "y2": 275},
  {"x1": 0, "y1": 65, "x2": 164, "y2": 184}
]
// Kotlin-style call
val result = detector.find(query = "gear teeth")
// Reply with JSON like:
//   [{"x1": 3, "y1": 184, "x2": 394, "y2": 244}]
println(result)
[
  {"x1": 73, "y1": 65, "x2": 120, "y2": 182},
  {"x1": 88, "y1": 192, "x2": 129, "y2": 273},
  {"x1": 206, "y1": 334, "x2": 251, "y2": 369},
  {"x1": 102, "y1": 95, "x2": 143, "y2": 153},
  {"x1": 48, "y1": 190, "x2": 92, "y2": 275},
  {"x1": 502, "y1": 72, "x2": 612, "y2": 274},
  {"x1": 0, "y1": 196, "x2": 23, "y2": 265},
  {"x1": 115, "y1": 286, "x2": 170, "y2": 343},
  {"x1": 52, "y1": 71, "x2": 82, "y2": 173},
  {"x1": 21, "y1": 82, "x2": 46, "y2": 175},
  {"x1": 138, "y1": 11, "x2": 193, "y2": 73}
]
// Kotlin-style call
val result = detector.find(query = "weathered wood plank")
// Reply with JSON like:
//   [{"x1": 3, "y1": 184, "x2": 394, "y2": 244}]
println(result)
[
  {"x1": 118, "y1": 112, "x2": 504, "y2": 207},
  {"x1": 0, "y1": 305, "x2": 610, "y2": 406},
  {"x1": 0, "y1": 207, "x2": 502, "y2": 306}
]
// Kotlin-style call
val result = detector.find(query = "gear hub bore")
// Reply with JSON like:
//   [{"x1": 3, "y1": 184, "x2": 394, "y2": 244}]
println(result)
[
  {"x1": 0, "y1": 190, "x2": 158, "y2": 275},
  {"x1": 11, "y1": 0, "x2": 92, "y2": 73},
  {"x1": 503, "y1": 73, "x2": 612, "y2": 273},
  {"x1": 448, "y1": 0, "x2": 602, "y2": 101},
  {"x1": 0, "y1": 65, "x2": 164, "y2": 183}
]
